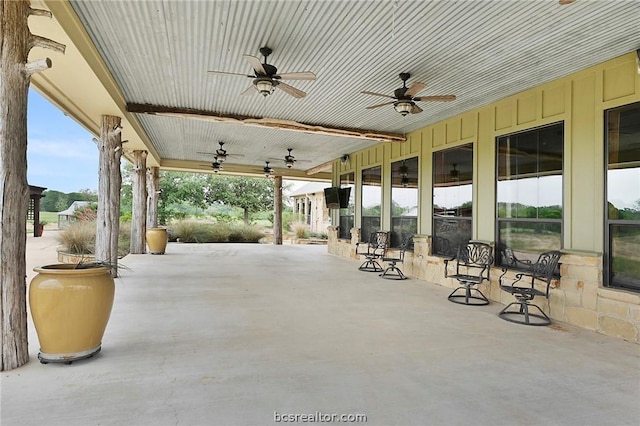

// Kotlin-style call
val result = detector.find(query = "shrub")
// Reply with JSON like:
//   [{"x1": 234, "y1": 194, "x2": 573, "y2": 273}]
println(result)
[
  {"x1": 57, "y1": 220, "x2": 132, "y2": 257},
  {"x1": 229, "y1": 224, "x2": 265, "y2": 242},
  {"x1": 291, "y1": 222, "x2": 309, "y2": 239},
  {"x1": 56, "y1": 220, "x2": 95, "y2": 254},
  {"x1": 171, "y1": 220, "x2": 264, "y2": 243}
]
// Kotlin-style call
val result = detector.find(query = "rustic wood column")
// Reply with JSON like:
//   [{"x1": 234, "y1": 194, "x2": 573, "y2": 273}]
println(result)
[
  {"x1": 146, "y1": 166, "x2": 160, "y2": 228},
  {"x1": 95, "y1": 116, "x2": 123, "y2": 277},
  {"x1": 0, "y1": 0, "x2": 65, "y2": 371},
  {"x1": 130, "y1": 150, "x2": 147, "y2": 254},
  {"x1": 273, "y1": 176, "x2": 283, "y2": 245}
]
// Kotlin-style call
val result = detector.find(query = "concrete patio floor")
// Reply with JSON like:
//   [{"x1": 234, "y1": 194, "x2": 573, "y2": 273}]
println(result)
[{"x1": 2, "y1": 233, "x2": 639, "y2": 426}]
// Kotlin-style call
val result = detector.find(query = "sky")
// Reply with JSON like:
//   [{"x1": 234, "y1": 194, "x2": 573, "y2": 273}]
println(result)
[
  {"x1": 27, "y1": 89, "x2": 98, "y2": 193},
  {"x1": 26, "y1": 88, "x2": 306, "y2": 194}
]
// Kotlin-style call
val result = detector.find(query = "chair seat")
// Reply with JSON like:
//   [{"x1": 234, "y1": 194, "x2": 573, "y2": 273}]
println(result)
[
  {"x1": 500, "y1": 285, "x2": 545, "y2": 297},
  {"x1": 449, "y1": 274, "x2": 484, "y2": 285}
]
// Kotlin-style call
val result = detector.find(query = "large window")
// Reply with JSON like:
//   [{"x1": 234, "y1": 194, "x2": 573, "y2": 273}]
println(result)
[
  {"x1": 433, "y1": 144, "x2": 473, "y2": 256},
  {"x1": 361, "y1": 166, "x2": 381, "y2": 242},
  {"x1": 496, "y1": 122, "x2": 563, "y2": 266},
  {"x1": 391, "y1": 157, "x2": 418, "y2": 248},
  {"x1": 338, "y1": 172, "x2": 355, "y2": 239},
  {"x1": 606, "y1": 102, "x2": 640, "y2": 291}
]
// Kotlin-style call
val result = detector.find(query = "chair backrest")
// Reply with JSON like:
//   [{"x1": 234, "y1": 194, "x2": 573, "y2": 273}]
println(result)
[
  {"x1": 368, "y1": 231, "x2": 389, "y2": 256},
  {"x1": 529, "y1": 250, "x2": 562, "y2": 297},
  {"x1": 455, "y1": 242, "x2": 493, "y2": 279},
  {"x1": 395, "y1": 234, "x2": 414, "y2": 261}
]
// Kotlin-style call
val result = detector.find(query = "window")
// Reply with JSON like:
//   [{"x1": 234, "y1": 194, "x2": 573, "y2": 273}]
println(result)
[
  {"x1": 338, "y1": 172, "x2": 355, "y2": 239},
  {"x1": 606, "y1": 102, "x2": 640, "y2": 291},
  {"x1": 496, "y1": 122, "x2": 563, "y2": 267},
  {"x1": 433, "y1": 144, "x2": 473, "y2": 256},
  {"x1": 361, "y1": 166, "x2": 381, "y2": 242},
  {"x1": 390, "y1": 157, "x2": 418, "y2": 248}
]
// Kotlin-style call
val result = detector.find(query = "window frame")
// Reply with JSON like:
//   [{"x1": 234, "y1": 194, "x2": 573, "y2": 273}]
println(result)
[
  {"x1": 338, "y1": 172, "x2": 355, "y2": 240},
  {"x1": 495, "y1": 121, "x2": 564, "y2": 269},
  {"x1": 432, "y1": 144, "x2": 474, "y2": 257},
  {"x1": 604, "y1": 102, "x2": 640, "y2": 291},
  {"x1": 390, "y1": 157, "x2": 419, "y2": 249},
  {"x1": 360, "y1": 166, "x2": 382, "y2": 243}
]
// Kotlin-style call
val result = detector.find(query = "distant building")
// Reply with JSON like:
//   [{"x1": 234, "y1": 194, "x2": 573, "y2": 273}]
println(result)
[
  {"x1": 290, "y1": 182, "x2": 331, "y2": 235},
  {"x1": 57, "y1": 201, "x2": 92, "y2": 229}
]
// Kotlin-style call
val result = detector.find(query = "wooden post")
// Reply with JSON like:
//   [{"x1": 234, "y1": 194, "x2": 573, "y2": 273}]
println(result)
[
  {"x1": 0, "y1": 0, "x2": 65, "y2": 371},
  {"x1": 129, "y1": 150, "x2": 147, "y2": 254},
  {"x1": 94, "y1": 116, "x2": 123, "y2": 277},
  {"x1": 130, "y1": 150, "x2": 147, "y2": 254},
  {"x1": 273, "y1": 176, "x2": 283, "y2": 245},
  {"x1": 146, "y1": 166, "x2": 160, "y2": 228}
]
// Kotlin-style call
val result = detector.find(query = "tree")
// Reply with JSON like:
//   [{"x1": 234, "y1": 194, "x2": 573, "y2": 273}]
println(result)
[{"x1": 205, "y1": 176, "x2": 274, "y2": 224}]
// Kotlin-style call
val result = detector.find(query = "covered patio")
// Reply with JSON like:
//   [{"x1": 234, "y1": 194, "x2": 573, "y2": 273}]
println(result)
[{"x1": 2, "y1": 237, "x2": 639, "y2": 425}]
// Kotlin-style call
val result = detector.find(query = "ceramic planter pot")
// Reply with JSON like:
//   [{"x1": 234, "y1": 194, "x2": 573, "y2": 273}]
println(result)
[
  {"x1": 29, "y1": 264, "x2": 115, "y2": 364},
  {"x1": 146, "y1": 227, "x2": 168, "y2": 254}
]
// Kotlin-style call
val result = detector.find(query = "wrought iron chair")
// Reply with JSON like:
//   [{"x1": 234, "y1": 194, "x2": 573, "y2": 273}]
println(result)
[
  {"x1": 498, "y1": 250, "x2": 562, "y2": 326},
  {"x1": 444, "y1": 242, "x2": 493, "y2": 305},
  {"x1": 355, "y1": 231, "x2": 389, "y2": 272},
  {"x1": 379, "y1": 234, "x2": 413, "y2": 280}
]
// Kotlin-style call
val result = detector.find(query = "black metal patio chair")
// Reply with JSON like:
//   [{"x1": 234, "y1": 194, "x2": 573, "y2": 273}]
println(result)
[
  {"x1": 444, "y1": 242, "x2": 493, "y2": 305},
  {"x1": 498, "y1": 250, "x2": 562, "y2": 326},
  {"x1": 355, "y1": 231, "x2": 389, "y2": 272},
  {"x1": 379, "y1": 234, "x2": 413, "y2": 280}
]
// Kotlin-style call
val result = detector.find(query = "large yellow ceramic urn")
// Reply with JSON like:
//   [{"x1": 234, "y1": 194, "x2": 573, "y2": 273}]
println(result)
[
  {"x1": 146, "y1": 227, "x2": 168, "y2": 254},
  {"x1": 29, "y1": 264, "x2": 115, "y2": 364}
]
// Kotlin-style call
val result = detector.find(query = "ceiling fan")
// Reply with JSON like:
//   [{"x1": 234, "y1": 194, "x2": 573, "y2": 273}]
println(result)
[
  {"x1": 362, "y1": 73, "x2": 456, "y2": 116},
  {"x1": 197, "y1": 141, "x2": 244, "y2": 163},
  {"x1": 208, "y1": 46, "x2": 316, "y2": 98},
  {"x1": 262, "y1": 161, "x2": 274, "y2": 178},
  {"x1": 201, "y1": 156, "x2": 223, "y2": 173},
  {"x1": 269, "y1": 148, "x2": 311, "y2": 169}
]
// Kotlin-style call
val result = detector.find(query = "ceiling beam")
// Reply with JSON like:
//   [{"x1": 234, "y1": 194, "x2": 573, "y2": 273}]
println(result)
[
  {"x1": 305, "y1": 160, "x2": 334, "y2": 175},
  {"x1": 127, "y1": 103, "x2": 406, "y2": 144}
]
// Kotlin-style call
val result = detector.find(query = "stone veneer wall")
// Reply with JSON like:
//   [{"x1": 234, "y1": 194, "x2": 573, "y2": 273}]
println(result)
[{"x1": 327, "y1": 233, "x2": 640, "y2": 343}]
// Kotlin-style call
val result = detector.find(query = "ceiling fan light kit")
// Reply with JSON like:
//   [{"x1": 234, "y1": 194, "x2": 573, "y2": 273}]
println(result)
[
  {"x1": 394, "y1": 100, "x2": 414, "y2": 116},
  {"x1": 255, "y1": 78, "x2": 274, "y2": 96}
]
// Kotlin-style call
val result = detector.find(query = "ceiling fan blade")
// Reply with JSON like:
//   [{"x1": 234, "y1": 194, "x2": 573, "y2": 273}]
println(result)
[
  {"x1": 410, "y1": 104, "x2": 423, "y2": 114},
  {"x1": 365, "y1": 101, "x2": 396, "y2": 109},
  {"x1": 197, "y1": 152, "x2": 217, "y2": 156},
  {"x1": 208, "y1": 70, "x2": 253, "y2": 78},
  {"x1": 243, "y1": 54, "x2": 267, "y2": 75},
  {"x1": 405, "y1": 82, "x2": 427, "y2": 97},
  {"x1": 361, "y1": 90, "x2": 395, "y2": 99},
  {"x1": 240, "y1": 85, "x2": 255, "y2": 96},
  {"x1": 414, "y1": 95, "x2": 457, "y2": 102},
  {"x1": 277, "y1": 82, "x2": 306, "y2": 98},
  {"x1": 274, "y1": 71, "x2": 317, "y2": 80}
]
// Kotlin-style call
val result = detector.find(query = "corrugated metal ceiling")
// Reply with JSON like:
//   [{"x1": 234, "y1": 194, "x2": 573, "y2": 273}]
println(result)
[{"x1": 68, "y1": 0, "x2": 640, "y2": 174}]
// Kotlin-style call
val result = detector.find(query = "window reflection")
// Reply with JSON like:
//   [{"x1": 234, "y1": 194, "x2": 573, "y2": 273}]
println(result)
[
  {"x1": 433, "y1": 144, "x2": 473, "y2": 255},
  {"x1": 607, "y1": 102, "x2": 640, "y2": 291},
  {"x1": 391, "y1": 157, "x2": 418, "y2": 248},
  {"x1": 361, "y1": 166, "x2": 381, "y2": 242},
  {"x1": 339, "y1": 172, "x2": 355, "y2": 239},
  {"x1": 496, "y1": 123, "x2": 563, "y2": 267}
]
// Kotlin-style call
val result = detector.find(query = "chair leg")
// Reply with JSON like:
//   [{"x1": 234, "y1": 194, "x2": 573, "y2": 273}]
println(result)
[
  {"x1": 499, "y1": 301, "x2": 551, "y2": 326},
  {"x1": 379, "y1": 262, "x2": 407, "y2": 280},
  {"x1": 447, "y1": 284, "x2": 489, "y2": 305},
  {"x1": 359, "y1": 257, "x2": 383, "y2": 272}
]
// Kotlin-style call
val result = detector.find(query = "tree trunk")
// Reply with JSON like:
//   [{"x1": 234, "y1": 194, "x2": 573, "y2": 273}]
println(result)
[
  {"x1": 244, "y1": 208, "x2": 249, "y2": 225},
  {"x1": 0, "y1": 1, "x2": 64, "y2": 371},
  {"x1": 95, "y1": 115, "x2": 122, "y2": 277},
  {"x1": 146, "y1": 166, "x2": 159, "y2": 228},
  {"x1": 130, "y1": 150, "x2": 147, "y2": 254},
  {"x1": 273, "y1": 176, "x2": 283, "y2": 245},
  {"x1": 0, "y1": 0, "x2": 30, "y2": 372}
]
